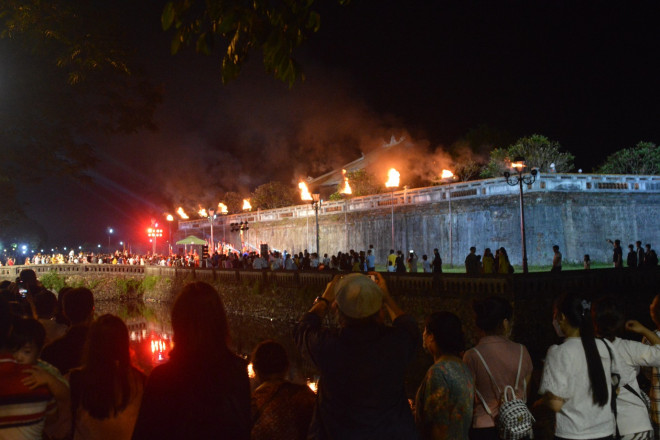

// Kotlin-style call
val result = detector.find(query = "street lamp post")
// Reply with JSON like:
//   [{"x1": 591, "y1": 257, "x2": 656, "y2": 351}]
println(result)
[
  {"x1": 147, "y1": 223, "x2": 163, "y2": 256},
  {"x1": 208, "y1": 209, "x2": 215, "y2": 254},
  {"x1": 311, "y1": 193, "x2": 321, "y2": 256},
  {"x1": 503, "y1": 156, "x2": 538, "y2": 274},
  {"x1": 385, "y1": 168, "x2": 400, "y2": 250}
]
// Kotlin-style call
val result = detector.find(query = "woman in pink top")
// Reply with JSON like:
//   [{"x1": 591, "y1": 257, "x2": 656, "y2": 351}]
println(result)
[
  {"x1": 68, "y1": 314, "x2": 145, "y2": 440},
  {"x1": 463, "y1": 296, "x2": 533, "y2": 440}
]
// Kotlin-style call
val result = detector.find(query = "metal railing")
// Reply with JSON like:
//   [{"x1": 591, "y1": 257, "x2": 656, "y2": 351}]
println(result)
[{"x1": 178, "y1": 173, "x2": 660, "y2": 230}]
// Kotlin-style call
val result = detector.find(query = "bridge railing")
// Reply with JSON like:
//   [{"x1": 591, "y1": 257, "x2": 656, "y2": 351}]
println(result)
[
  {"x1": 0, "y1": 264, "x2": 145, "y2": 280},
  {"x1": 178, "y1": 173, "x2": 660, "y2": 230}
]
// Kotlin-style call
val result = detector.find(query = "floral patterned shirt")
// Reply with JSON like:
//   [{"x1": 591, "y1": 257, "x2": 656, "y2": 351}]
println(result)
[{"x1": 415, "y1": 356, "x2": 474, "y2": 440}]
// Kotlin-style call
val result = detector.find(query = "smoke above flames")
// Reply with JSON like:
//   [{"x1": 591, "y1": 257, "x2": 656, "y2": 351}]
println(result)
[{"x1": 100, "y1": 64, "x2": 480, "y2": 218}]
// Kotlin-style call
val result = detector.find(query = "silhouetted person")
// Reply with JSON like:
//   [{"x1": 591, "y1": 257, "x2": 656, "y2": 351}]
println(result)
[
  {"x1": 551, "y1": 245, "x2": 562, "y2": 273},
  {"x1": 627, "y1": 244, "x2": 637, "y2": 268},
  {"x1": 41, "y1": 287, "x2": 94, "y2": 375},
  {"x1": 465, "y1": 247, "x2": 480, "y2": 276},
  {"x1": 294, "y1": 273, "x2": 420, "y2": 439},
  {"x1": 432, "y1": 249, "x2": 443, "y2": 273},
  {"x1": 132, "y1": 282, "x2": 251, "y2": 440},
  {"x1": 250, "y1": 340, "x2": 316, "y2": 440}
]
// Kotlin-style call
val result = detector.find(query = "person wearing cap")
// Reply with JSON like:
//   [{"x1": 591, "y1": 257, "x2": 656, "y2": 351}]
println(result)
[{"x1": 294, "y1": 272, "x2": 420, "y2": 440}]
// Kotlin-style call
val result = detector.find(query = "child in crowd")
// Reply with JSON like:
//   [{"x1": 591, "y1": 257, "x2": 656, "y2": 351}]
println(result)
[{"x1": 10, "y1": 317, "x2": 71, "y2": 438}]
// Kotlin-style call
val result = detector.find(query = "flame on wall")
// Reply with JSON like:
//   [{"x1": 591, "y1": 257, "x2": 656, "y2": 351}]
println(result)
[{"x1": 385, "y1": 168, "x2": 400, "y2": 188}]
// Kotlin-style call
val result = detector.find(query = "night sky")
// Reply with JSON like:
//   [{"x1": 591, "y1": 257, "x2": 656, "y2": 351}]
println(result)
[{"x1": 6, "y1": 0, "x2": 660, "y2": 250}]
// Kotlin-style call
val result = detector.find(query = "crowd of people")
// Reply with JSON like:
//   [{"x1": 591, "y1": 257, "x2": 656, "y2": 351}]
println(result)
[
  {"x1": 2, "y1": 267, "x2": 660, "y2": 439},
  {"x1": 2, "y1": 239, "x2": 657, "y2": 276}
]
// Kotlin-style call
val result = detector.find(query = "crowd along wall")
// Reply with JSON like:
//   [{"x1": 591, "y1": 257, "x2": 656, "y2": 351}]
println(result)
[{"x1": 177, "y1": 174, "x2": 660, "y2": 267}]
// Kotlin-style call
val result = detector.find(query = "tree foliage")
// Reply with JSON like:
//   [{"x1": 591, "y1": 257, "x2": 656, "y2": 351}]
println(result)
[
  {"x1": 481, "y1": 134, "x2": 575, "y2": 178},
  {"x1": 329, "y1": 169, "x2": 381, "y2": 199},
  {"x1": 596, "y1": 142, "x2": 660, "y2": 175},
  {"x1": 250, "y1": 181, "x2": 295, "y2": 210},
  {"x1": 452, "y1": 160, "x2": 484, "y2": 182},
  {"x1": 161, "y1": 0, "x2": 348, "y2": 86},
  {"x1": 221, "y1": 192, "x2": 245, "y2": 214}
]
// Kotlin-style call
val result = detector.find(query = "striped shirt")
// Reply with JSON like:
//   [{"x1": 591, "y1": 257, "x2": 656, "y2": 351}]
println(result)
[{"x1": 0, "y1": 355, "x2": 55, "y2": 440}]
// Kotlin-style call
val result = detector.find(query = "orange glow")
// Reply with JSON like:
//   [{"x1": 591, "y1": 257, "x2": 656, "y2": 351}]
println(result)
[
  {"x1": 385, "y1": 168, "x2": 400, "y2": 188},
  {"x1": 441, "y1": 169, "x2": 454, "y2": 179},
  {"x1": 166, "y1": 214, "x2": 174, "y2": 221},
  {"x1": 198, "y1": 207, "x2": 208, "y2": 218},
  {"x1": 340, "y1": 169, "x2": 352, "y2": 195},
  {"x1": 307, "y1": 378, "x2": 318, "y2": 393},
  {"x1": 176, "y1": 207, "x2": 189, "y2": 219},
  {"x1": 242, "y1": 199, "x2": 252, "y2": 211},
  {"x1": 218, "y1": 202, "x2": 228, "y2": 214},
  {"x1": 299, "y1": 181, "x2": 313, "y2": 201},
  {"x1": 247, "y1": 363, "x2": 255, "y2": 379}
]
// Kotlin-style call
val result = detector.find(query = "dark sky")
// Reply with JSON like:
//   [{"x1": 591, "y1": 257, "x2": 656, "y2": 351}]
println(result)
[{"x1": 9, "y1": 0, "x2": 660, "y2": 250}]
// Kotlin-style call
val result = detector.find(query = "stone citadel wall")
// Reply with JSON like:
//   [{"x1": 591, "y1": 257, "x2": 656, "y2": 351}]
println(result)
[{"x1": 178, "y1": 174, "x2": 660, "y2": 266}]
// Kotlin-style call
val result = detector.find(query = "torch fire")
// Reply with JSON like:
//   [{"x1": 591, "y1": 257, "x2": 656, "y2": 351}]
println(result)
[
  {"x1": 299, "y1": 181, "x2": 313, "y2": 201},
  {"x1": 385, "y1": 168, "x2": 400, "y2": 188},
  {"x1": 340, "y1": 169, "x2": 352, "y2": 195},
  {"x1": 198, "y1": 207, "x2": 208, "y2": 218},
  {"x1": 166, "y1": 214, "x2": 174, "y2": 222},
  {"x1": 441, "y1": 169, "x2": 454, "y2": 179},
  {"x1": 176, "y1": 207, "x2": 189, "y2": 219},
  {"x1": 243, "y1": 199, "x2": 252, "y2": 211},
  {"x1": 218, "y1": 202, "x2": 228, "y2": 214}
]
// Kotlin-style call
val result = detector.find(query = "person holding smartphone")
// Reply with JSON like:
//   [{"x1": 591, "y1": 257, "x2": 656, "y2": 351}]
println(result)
[{"x1": 294, "y1": 272, "x2": 420, "y2": 439}]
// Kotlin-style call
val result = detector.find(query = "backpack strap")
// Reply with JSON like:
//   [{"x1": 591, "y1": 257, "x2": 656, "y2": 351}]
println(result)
[
  {"x1": 473, "y1": 348, "x2": 501, "y2": 417},
  {"x1": 599, "y1": 338, "x2": 621, "y2": 440}
]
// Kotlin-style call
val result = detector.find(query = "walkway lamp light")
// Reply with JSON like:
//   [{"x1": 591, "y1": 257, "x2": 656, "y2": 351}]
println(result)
[
  {"x1": 503, "y1": 156, "x2": 538, "y2": 274},
  {"x1": 166, "y1": 214, "x2": 174, "y2": 254},
  {"x1": 107, "y1": 227, "x2": 113, "y2": 251}
]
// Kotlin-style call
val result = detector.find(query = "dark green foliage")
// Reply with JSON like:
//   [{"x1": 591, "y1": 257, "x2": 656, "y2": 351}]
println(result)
[
  {"x1": 481, "y1": 134, "x2": 575, "y2": 178},
  {"x1": 596, "y1": 142, "x2": 660, "y2": 175},
  {"x1": 251, "y1": 181, "x2": 295, "y2": 209}
]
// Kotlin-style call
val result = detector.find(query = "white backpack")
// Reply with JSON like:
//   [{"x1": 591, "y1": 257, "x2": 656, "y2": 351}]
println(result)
[{"x1": 473, "y1": 344, "x2": 535, "y2": 440}]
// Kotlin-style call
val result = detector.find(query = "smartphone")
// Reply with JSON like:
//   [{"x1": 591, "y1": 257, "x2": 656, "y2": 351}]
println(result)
[{"x1": 18, "y1": 287, "x2": 28, "y2": 298}]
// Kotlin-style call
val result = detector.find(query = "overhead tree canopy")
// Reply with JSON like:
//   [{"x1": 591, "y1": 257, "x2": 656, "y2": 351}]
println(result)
[
  {"x1": 162, "y1": 0, "x2": 349, "y2": 86},
  {"x1": 480, "y1": 134, "x2": 575, "y2": 178},
  {"x1": 596, "y1": 142, "x2": 660, "y2": 175}
]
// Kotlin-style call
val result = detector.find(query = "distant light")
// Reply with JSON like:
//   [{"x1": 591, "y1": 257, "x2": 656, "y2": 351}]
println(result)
[
  {"x1": 21, "y1": 245, "x2": 27, "y2": 250},
  {"x1": 97, "y1": 244, "x2": 101, "y2": 248},
  {"x1": 40, "y1": 249, "x2": 43, "y2": 252},
  {"x1": 78, "y1": 246, "x2": 82, "y2": 249},
  {"x1": 51, "y1": 249, "x2": 54, "y2": 252},
  {"x1": 108, "y1": 228, "x2": 113, "y2": 234},
  {"x1": 63, "y1": 247, "x2": 67, "y2": 250},
  {"x1": 119, "y1": 241, "x2": 124, "y2": 245}
]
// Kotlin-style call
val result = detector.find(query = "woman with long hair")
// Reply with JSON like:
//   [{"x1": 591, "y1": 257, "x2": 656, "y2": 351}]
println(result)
[
  {"x1": 463, "y1": 296, "x2": 533, "y2": 440},
  {"x1": 132, "y1": 281, "x2": 251, "y2": 440},
  {"x1": 68, "y1": 314, "x2": 145, "y2": 440},
  {"x1": 539, "y1": 292, "x2": 614, "y2": 439},
  {"x1": 592, "y1": 296, "x2": 660, "y2": 440}
]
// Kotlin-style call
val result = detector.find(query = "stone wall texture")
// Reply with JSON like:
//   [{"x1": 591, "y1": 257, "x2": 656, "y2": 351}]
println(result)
[{"x1": 190, "y1": 191, "x2": 660, "y2": 266}]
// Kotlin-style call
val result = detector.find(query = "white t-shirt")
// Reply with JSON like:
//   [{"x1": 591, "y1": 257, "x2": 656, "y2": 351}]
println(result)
[
  {"x1": 539, "y1": 337, "x2": 616, "y2": 439},
  {"x1": 611, "y1": 337, "x2": 660, "y2": 436}
]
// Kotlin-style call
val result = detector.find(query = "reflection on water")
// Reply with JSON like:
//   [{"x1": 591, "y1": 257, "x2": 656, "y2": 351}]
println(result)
[{"x1": 95, "y1": 300, "x2": 321, "y2": 388}]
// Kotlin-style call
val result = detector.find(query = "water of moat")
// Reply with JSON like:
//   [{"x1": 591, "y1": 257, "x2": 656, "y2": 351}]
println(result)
[{"x1": 96, "y1": 299, "x2": 432, "y2": 398}]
